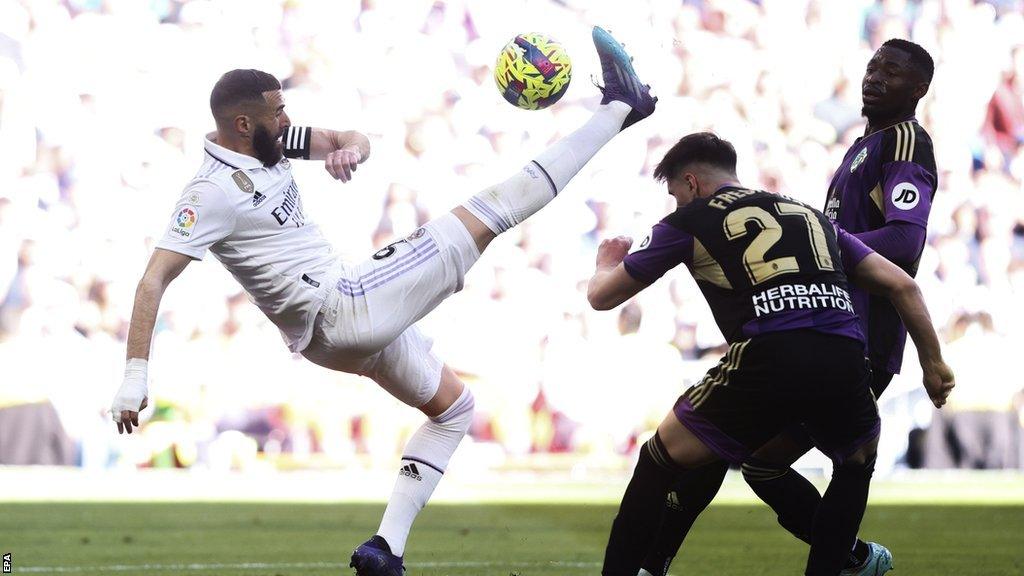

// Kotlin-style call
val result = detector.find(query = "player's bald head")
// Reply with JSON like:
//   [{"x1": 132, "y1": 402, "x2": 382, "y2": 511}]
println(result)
[{"x1": 210, "y1": 69, "x2": 281, "y2": 124}]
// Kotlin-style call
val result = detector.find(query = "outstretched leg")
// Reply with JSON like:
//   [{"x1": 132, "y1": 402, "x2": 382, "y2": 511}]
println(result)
[
  {"x1": 456, "y1": 27, "x2": 657, "y2": 253},
  {"x1": 323, "y1": 27, "x2": 657, "y2": 358}
]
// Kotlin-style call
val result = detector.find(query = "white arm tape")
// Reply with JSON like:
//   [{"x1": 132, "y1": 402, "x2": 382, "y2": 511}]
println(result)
[{"x1": 111, "y1": 358, "x2": 149, "y2": 420}]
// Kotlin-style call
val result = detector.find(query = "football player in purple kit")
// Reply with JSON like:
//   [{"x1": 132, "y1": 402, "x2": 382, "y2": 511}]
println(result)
[
  {"x1": 640, "y1": 39, "x2": 939, "y2": 576},
  {"x1": 590, "y1": 132, "x2": 953, "y2": 576}
]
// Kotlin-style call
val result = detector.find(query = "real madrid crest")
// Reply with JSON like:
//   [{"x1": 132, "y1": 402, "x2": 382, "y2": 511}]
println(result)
[
  {"x1": 231, "y1": 170, "x2": 255, "y2": 194},
  {"x1": 850, "y1": 147, "x2": 868, "y2": 173}
]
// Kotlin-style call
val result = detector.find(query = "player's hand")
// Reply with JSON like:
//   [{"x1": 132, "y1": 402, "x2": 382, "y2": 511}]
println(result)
[
  {"x1": 111, "y1": 360, "x2": 150, "y2": 434},
  {"x1": 325, "y1": 147, "x2": 361, "y2": 183},
  {"x1": 922, "y1": 359, "x2": 955, "y2": 408},
  {"x1": 596, "y1": 235, "x2": 633, "y2": 269},
  {"x1": 113, "y1": 396, "x2": 148, "y2": 434}
]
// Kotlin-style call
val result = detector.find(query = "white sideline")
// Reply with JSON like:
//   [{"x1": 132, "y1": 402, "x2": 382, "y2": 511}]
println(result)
[
  {"x1": 4, "y1": 466, "x2": 1023, "y2": 504},
  {"x1": 18, "y1": 560, "x2": 602, "y2": 573}
]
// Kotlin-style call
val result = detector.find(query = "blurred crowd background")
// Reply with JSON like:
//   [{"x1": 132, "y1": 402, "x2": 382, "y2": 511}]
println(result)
[{"x1": 1, "y1": 0, "x2": 1023, "y2": 476}]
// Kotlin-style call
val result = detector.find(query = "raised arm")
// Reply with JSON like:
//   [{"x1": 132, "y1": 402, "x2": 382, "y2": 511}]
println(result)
[
  {"x1": 848, "y1": 251, "x2": 955, "y2": 407},
  {"x1": 589, "y1": 220, "x2": 694, "y2": 310},
  {"x1": 283, "y1": 126, "x2": 371, "y2": 183},
  {"x1": 587, "y1": 236, "x2": 648, "y2": 310},
  {"x1": 112, "y1": 248, "x2": 191, "y2": 434},
  {"x1": 309, "y1": 128, "x2": 370, "y2": 163}
]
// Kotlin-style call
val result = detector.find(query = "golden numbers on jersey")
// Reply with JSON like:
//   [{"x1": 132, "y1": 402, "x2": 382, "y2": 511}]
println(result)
[
  {"x1": 724, "y1": 206, "x2": 798, "y2": 284},
  {"x1": 776, "y1": 203, "x2": 834, "y2": 272},
  {"x1": 723, "y1": 202, "x2": 835, "y2": 286}
]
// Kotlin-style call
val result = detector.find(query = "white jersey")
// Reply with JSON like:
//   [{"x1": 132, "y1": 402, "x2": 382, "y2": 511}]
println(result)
[{"x1": 156, "y1": 132, "x2": 338, "y2": 352}]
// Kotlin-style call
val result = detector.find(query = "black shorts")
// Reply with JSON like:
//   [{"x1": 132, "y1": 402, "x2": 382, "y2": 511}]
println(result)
[
  {"x1": 673, "y1": 329, "x2": 880, "y2": 465},
  {"x1": 870, "y1": 367, "x2": 895, "y2": 398}
]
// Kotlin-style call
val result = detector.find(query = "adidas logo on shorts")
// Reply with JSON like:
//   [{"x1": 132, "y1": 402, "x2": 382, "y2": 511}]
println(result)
[{"x1": 399, "y1": 462, "x2": 422, "y2": 481}]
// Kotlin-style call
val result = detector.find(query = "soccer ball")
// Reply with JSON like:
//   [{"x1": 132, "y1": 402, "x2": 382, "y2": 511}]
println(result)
[{"x1": 494, "y1": 33, "x2": 572, "y2": 110}]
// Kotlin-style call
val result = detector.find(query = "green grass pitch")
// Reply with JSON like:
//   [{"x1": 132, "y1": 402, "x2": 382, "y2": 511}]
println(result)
[{"x1": 1, "y1": 502, "x2": 1022, "y2": 575}]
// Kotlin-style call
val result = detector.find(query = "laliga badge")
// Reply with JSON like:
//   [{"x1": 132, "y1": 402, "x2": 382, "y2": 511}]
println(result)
[{"x1": 170, "y1": 205, "x2": 198, "y2": 239}]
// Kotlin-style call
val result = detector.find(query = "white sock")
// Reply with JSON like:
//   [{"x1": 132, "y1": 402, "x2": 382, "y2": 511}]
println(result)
[
  {"x1": 376, "y1": 387, "x2": 475, "y2": 556},
  {"x1": 462, "y1": 101, "x2": 630, "y2": 234},
  {"x1": 375, "y1": 462, "x2": 441, "y2": 557}
]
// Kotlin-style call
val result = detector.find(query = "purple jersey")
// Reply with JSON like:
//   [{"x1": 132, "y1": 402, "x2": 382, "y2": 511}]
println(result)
[
  {"x1": 624, "y1": 187, "x2": 872, "y2": 345},
  {"x1": 825, "y1": 118, "x2": 937, "y2": 374}
]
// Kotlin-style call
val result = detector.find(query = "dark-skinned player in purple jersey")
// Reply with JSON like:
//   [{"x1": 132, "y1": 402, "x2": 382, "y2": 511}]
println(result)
[
  {"x1": 641, "y1": 39, "x2": 940, "y2": 576},
  {"x1": 589, "y1": 132, "x2": 953, "y2": 576}
]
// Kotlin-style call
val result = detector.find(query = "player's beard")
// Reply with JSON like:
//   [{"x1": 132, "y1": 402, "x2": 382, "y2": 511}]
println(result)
[
  {"x1": 253, "y1": 124, "x2": 283, "y2": 167},
  {"x1": 861, "y1": 92, "x2": 907, "y2": 124},
  {"x1": 861, "y1": 102, "x2": 893, "y2": 122}
]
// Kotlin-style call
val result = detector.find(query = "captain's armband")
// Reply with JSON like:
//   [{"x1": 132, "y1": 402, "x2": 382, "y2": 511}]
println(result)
[{"x1": 283, "y1": 126, "x2": 312, "y2": 160}]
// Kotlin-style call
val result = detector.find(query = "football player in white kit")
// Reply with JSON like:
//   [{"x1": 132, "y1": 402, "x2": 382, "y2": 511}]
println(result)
[{"x1": 110, "y1": 28, "x2": 656, "y2": 575}]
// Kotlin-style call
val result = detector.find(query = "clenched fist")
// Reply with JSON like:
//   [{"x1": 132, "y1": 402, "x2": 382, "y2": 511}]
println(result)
[
  {"x1": 922, "y1": 360, "x2": 956, "y2": 409},
  {"x1": 596, "y1": 235, "x2": 633, "y2": 269}
]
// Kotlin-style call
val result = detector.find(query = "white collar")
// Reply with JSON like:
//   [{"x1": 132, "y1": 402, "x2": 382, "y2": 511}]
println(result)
[{"x1": 204, "y1": 132, "x2": 265, "y2": 170}]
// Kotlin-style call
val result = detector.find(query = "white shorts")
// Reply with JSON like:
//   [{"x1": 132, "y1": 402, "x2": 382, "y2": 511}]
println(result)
[{"x1": 302, "y1": 213, "x2": 480, "y2": 407}]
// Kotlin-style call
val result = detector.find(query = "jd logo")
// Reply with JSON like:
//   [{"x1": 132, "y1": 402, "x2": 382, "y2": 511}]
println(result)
[{"x1": 891, "y1": 182, "x2": 920, "y2": 210}]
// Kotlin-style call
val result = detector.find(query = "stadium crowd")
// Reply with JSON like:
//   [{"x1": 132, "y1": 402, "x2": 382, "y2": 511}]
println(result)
[{"x1": 1, "y1": 0, "x2": 1022, "y2": 473}]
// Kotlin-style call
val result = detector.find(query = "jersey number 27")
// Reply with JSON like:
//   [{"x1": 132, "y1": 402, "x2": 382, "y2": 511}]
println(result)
[{"x1": 723, "y1": 202, "x2": 834, "y2": 285}]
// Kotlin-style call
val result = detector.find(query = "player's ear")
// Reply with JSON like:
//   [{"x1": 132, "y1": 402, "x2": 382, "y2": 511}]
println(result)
[
  {"x1": 233, "y1": 114, "x2": 252, "y2": 137},
  {"x1": 911, "y1": 81, "x2": 929, "y2": 101}
]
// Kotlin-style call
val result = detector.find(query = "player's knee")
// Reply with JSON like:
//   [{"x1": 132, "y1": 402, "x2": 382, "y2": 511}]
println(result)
[
  {"x1": 430, "y1": 387, "x2": 474, "y2": 435},
  {"x1": 834, "y1": 443, "x2": 878, "y2": 479},
  {"x1": 461, "y1": 166, "x2": 552, "y2": 237},
  {"x1": 741, "y1": 458, "x2": 788, "y2": 484},
  {"x1": 640, "y1": 431, "x2": 688, "y2": 475}
]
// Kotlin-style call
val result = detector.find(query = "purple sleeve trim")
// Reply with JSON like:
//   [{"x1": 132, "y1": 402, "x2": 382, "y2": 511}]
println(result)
[
  {"x1": 835, "y1": 225, "x2": 874, "y2": 273},
  {"x1": 854, "y1": 221, "x2": 926, "y2": 267},
  {"x1": 882, "y1": 161, "x2": 934, "y2": 227},
  {"x1": 621, "y1": 222, "x2": 694, "y2": 284},
  {"x1": 622, "y1": 259, "x2": 657, "y2": 284}
]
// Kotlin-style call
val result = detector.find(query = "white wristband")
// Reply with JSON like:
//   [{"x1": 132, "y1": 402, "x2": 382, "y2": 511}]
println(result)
[{"x1": 111, "y1": 358, "x2": 149, "y2": 421}]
